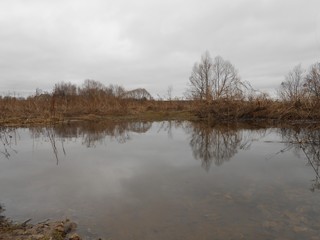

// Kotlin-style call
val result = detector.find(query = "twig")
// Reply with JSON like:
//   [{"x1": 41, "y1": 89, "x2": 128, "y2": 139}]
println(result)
[{"x1": 21, "y1": 218, "x2": 32, "y2": 227}]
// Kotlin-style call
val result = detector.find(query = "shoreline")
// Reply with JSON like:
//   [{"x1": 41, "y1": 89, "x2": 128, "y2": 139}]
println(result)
[
  {"x1": 0, "y1": 110, "x2": 196, "y2": 127},
  {"x1": 1, "y1": 111, "x2": 320, "y2": 129},
  {"x1": 0, "y1": 216, "x2": 82, "y2": 240}
]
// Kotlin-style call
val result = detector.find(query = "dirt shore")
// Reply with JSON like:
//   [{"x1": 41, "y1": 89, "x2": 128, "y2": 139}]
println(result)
[{"x1": 0, "y1": 217, "x2": 82, "y2": 240}]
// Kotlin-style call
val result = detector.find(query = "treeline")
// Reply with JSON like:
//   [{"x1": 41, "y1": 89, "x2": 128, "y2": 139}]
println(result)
[
  {"x1": 186, "y1": 51, "x2": 320, "y2": 121},
  {"x1": 1, "y1": 52, "x2": 320, "y2": 125},
  {"x1": 51, "y1": 79, "x2": 153, "y2": 101},
  {"x1": 278, "y1": 63, "x2": 320, "y2": 103},
  {"x1": 0, "y1": 79, "x2": 192, "y2": 125}
]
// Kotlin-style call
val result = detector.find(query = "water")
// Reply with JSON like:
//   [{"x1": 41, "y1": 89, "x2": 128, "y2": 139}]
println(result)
[{"x1": 0, "y1": 121, "x2": 320, "y2": 239}]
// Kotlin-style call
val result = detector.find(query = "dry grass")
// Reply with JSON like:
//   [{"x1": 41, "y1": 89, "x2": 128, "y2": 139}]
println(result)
[
  {"x1": 192, "y1": 98, "x2": 320, "y2": 122},
  {"x1": 0, "y1": 94, "x2": 196, "y2": 126},
  {"x1": 1, "y1": 92, "x2": 320, "y2": 126}
]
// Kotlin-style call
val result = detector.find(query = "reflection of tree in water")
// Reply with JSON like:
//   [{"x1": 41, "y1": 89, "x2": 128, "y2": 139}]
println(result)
[
  {"x1": 129, "y1": 122, "x2": 152, "y2": 134},
  {"x1": 185, "y1": 122, "x2": 265, "y2": 171},
  {"x1": 29, "y1": 127, "x2": 65, "y2": 165},
  {"x1": 29, "y1": 121, "x2": 152, "y2": 163},
  {"x1": 279, "y1": 127, "x2": 320, "y2": 192},
  {"x1": 0, "y1": 128, "x2": 17, "y2": 159},
  {"x1": 187, "y1": 123, "x2": 241, "y2": 170},
  {"x1": 185, "y1": 122, "x2": 267, "y2": 171},
  {"x1": 157, "y1": 121, "x2": 185, "y2": 139},
  {"x1": 0, "y1": 204, "x2": 4, "y2": 224},
  {"x1": 51, "y1": 121, "x2": 152, "y2": 147}
]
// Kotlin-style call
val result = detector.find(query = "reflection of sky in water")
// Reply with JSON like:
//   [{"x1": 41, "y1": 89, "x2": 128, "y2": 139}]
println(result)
[{"x1": 0, "y1": 122, "x2": 320, "y2": 239}]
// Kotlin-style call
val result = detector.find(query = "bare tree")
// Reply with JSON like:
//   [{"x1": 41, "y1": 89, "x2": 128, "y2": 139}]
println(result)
[
  {"x1": 80, "y1": 79, "x2": 105, "y2": 94},
  {"x1": 278, "y1": 64, "x2": 305, "y2": 102},
  {"x1": 187, "y1": 51, "x2": 244, "y2": 101},
  {"x1": 211, "y1": 56, "x2": 243, "y2": 100},
  {"x1": 304, "y1": 62, "x2": 320, "y2": 100},
  {"x1": 53, "y1": 82, "x2": 77, "y2": 97},
  {"x1": 105, "y1": 84, "x2": 125, "y2": 98},
  {"x1": 166, "y1": 85, "x2": 173, "y2": 101},
  {"x1": 188, "y1": 51, "x2": 213, "y2": 101}
]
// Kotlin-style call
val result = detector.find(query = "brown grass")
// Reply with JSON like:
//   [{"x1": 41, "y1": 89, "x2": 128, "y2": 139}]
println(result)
[
  {"x1": 191, "y1": 98, "x2": 320, "y2": 122},
  {"x1": 0, "y1": 94, "x2": 196, "y2": 126},
  {"x1": 1, "y1": 92, "x2": 320, "y2": 126}
]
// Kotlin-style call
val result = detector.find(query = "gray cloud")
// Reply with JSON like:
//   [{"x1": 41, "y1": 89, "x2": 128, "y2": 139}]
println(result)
[{"x1": 0, "y1": 0, "x2": 319, "y2": 97}]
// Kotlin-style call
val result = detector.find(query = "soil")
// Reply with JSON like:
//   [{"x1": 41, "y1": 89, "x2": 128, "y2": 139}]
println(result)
[{"x1": 0, "y1": 217, "x2": 82, "y2": 240}]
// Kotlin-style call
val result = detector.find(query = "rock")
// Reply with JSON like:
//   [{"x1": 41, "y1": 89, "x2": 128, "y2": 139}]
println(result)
[
  {"x1": 64, "y1": 221, "x2": 77, "y2": 234},
  {"x1": 55, "y1": 223, "x2": 65, "y2": 233},
  {"x1": 68, "y1": 233, "x2": 82, "y2": 240}
]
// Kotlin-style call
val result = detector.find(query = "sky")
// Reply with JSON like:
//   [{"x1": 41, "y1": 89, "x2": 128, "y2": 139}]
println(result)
[{"x1": 0, "y1": 0, "x2": 319, "y2": 98}]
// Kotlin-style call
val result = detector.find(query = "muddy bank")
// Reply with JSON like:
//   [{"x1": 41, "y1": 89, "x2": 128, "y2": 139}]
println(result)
[{"x1": 0, "y1": 215, "x2": 82, "y2": 240}]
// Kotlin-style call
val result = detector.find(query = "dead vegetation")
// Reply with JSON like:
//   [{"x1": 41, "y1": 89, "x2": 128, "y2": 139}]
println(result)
[
  {"x1": 2, "y1": 86, "x2": 320, "y2": 126},
  {"x1": 0, "y1": 205, "x2": 81, "y2": 240},
  {"x1": 193, "y1": 98, "x2": 320, "y2": 122},
  {"x1": 0, "y1": 79, "x2": 195, "y2": 126},
  {"x1": 2, "y1": 94, "x2": 320, "y2": 127},
  {"x1": 1, "y1": 59, "x2": 320, "y2": 126},
  {"x1": 186, "y1": 53, "x2": 320, "y2": 123}
]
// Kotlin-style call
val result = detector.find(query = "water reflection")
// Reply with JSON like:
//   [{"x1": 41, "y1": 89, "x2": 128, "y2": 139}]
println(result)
[
  {"x1": 279, "y1": 126, "x2": 320, "y2": 192},
  {"x1": 0, "y1": 128, "x2": 17, "y2": 159},
  {"x1": 4, "y1": 121, "x2": 320, "y2": 178},
  {"x1": 27, "y1": 121, "x2": 152, "y2": 164},
  {"x1": 184, "y1": 122, "x2": 267, "y2": 171},
  {"x1": 28, "y1": 127, "x2": 66, "y2": 165},
  {"x1": 0, "y1": 204, "x2": 4, "y2": 225},
  {"x1": 1, "y1": 121, "x2": 268, "y2": 171},
  {"x1": 157, "y1": 121, "x2": 185, "y2": 139},
  {"x1": 2, "y1": 121, "x2": 320, "y2": 239},
  {"x1": 21, "y1": 121, "x2": 320, "y2": 193},
  {"x1": 54, "y1": 121, "x2": 151, "y2": 146}
]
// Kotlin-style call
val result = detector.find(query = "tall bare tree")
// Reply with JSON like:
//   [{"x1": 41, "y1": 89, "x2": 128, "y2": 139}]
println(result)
[
  {"x1": 188, "y1": 51, "x2": 213, "y2": 101},
  {"x1": 187, "y1": 51, "x2": 244, "y2": 101},
  {"x1": 53, "y1": 82, "x2": 77, "y2": 97},
  {"x1": 278, "y1": 64, "x2": 305, "y2": 102},
  {"x1": 305, "y1": 62, "x2": 320, "y2": 100},
  {"x1": 106, "y1": 84, "x2": 125, "y2": 98},
  {"x1": 211, "y1": 56, "x2": 243, "y2": 99},
  {"x1": 80, "y1": 79, "x2": 105, "y2": 94}
]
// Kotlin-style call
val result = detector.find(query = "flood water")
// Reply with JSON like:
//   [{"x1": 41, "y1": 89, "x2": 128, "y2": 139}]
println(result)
[{"x1": 1, "y1": 121, "x2": 320, "y2": 239}]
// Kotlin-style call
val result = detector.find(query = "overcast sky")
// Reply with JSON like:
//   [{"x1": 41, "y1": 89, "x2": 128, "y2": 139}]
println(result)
[{"x1": 0, "y1": 0, "x2": 319, "y2": 98}]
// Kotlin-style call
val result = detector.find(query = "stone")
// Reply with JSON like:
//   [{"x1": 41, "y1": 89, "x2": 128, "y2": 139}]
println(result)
[
  {"x1": 55, "y1": 225, "x2": 65, "y2": 233},
  {"x1": 64, "y1": 222, "x2": 77, "y2": 234},
  {"x1": 68, "y1": 233, "x2": 82, "y2": 240}
]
